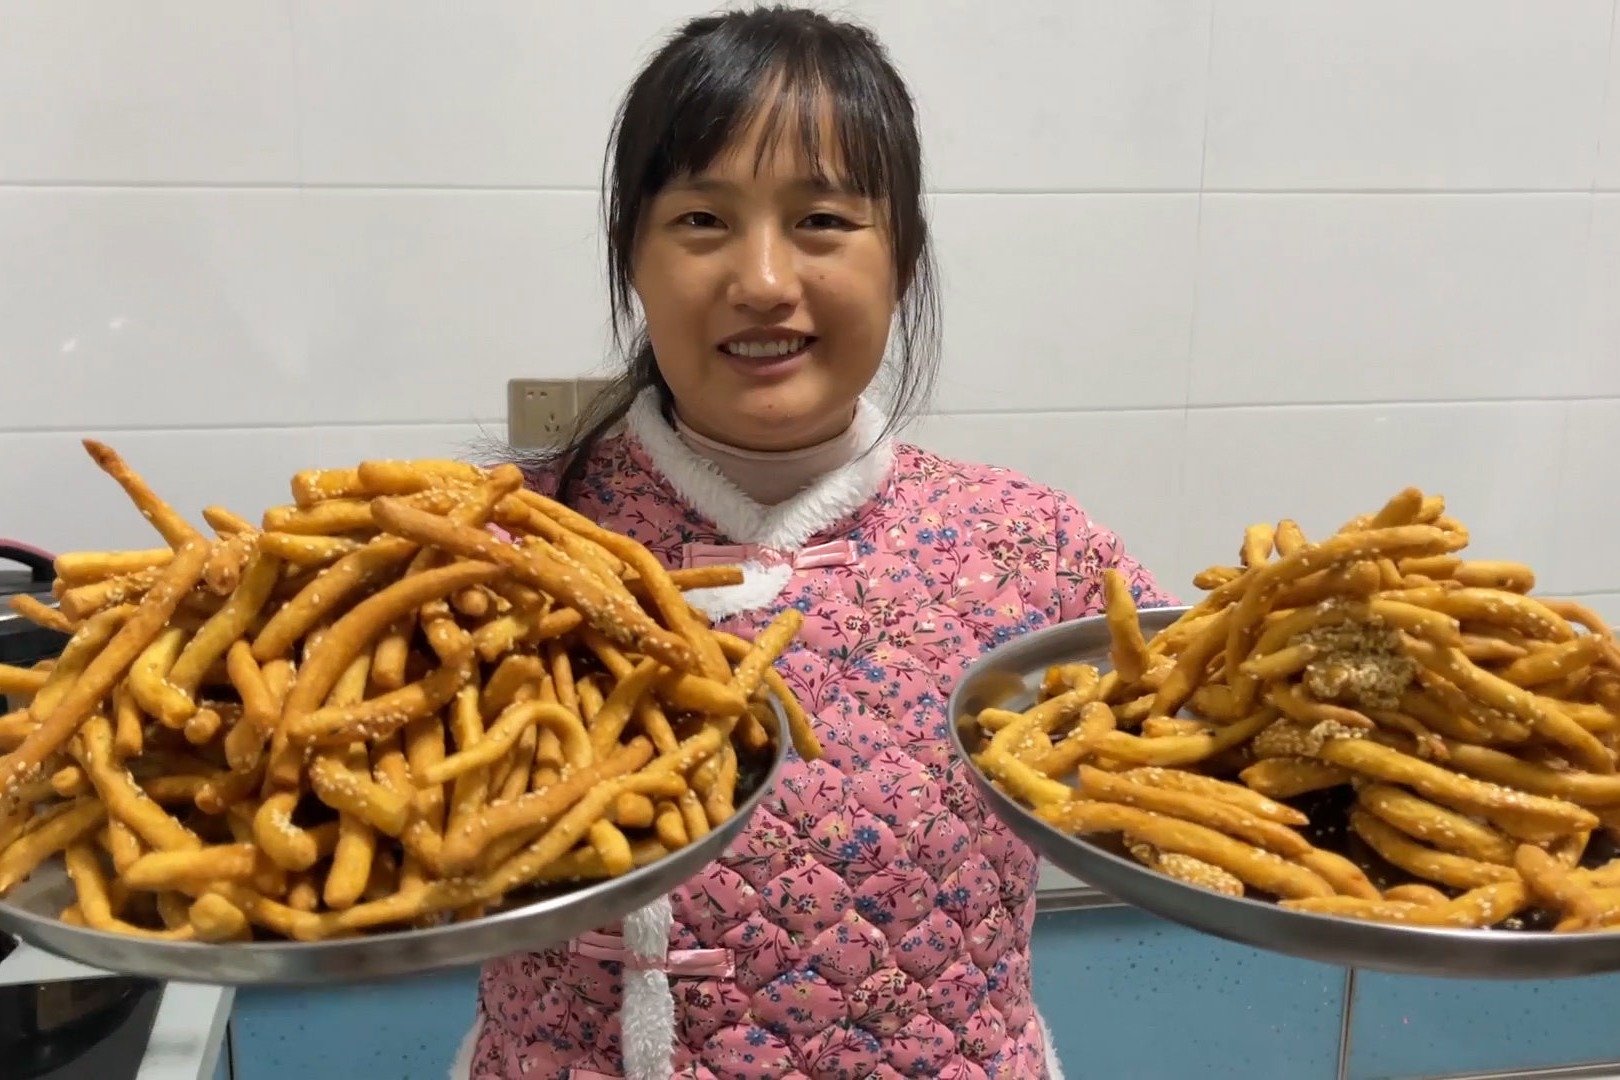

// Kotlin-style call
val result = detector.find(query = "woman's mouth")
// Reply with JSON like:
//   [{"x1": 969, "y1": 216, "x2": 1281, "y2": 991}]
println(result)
[
  {"x1": 716, "y1": 333, "x2": 816, "y2": 378},
  {"x1": 719, "y1": 335, "x2": 812, "y2": 361}
]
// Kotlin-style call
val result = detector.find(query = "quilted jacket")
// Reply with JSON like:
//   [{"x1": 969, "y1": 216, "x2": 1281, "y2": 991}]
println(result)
[{"x1": 456, "y1": 391, "x2": 1171, "y2": 1079}]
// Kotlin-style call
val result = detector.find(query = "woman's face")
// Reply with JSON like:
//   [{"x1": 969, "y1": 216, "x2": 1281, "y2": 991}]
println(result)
[{"x1": 633, "y1": 109, "x2": 898, "y2": 452}]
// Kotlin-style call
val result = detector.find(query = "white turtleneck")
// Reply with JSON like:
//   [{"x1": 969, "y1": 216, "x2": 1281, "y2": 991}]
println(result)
[{"x1": 671, "y1": 410, "x2": 866, "y2": 507}]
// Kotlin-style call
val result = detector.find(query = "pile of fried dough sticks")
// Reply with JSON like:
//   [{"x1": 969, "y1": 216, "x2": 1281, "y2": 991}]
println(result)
[
  {"x1": 0, "y1": 442, "x2": 819, "y2": 943},
  {"x1": 974, "y1": 487, "x2": 1620, "y2": 931}
]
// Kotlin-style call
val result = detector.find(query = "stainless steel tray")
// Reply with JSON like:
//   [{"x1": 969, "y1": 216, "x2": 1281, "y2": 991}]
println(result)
[
  {"x1": 0, "y1": 699, "x2": 789, "y2": 986},
  {"x1": 950, "y1": 607, "x2": 1620, "y2": 979}
]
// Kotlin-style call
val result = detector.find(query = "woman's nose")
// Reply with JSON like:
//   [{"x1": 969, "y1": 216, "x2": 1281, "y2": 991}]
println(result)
[{"x1": 726, "y1": 227, "x2": 802, "y2": 313}]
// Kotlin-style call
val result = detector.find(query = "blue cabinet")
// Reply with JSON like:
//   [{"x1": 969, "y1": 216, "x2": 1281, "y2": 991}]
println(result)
[
  {"x1": 1346, "y1": 969, "x2": 1620, "y2": 1079},
  {"x1": 218, "y1": 911, "x2": 1620, "y2": 1079},
  {"x1": 229, "y1": 967, "x2": 480, "y2": 1080},
  {"x1": 1031, "y1": 908, "x2": 1347, "y2": 1080}
]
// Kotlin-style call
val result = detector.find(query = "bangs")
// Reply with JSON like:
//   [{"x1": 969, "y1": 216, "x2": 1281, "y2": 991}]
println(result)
[
  {"x1": 630, "y1": 37, "x2": 907, "y2": 202},
  {"x1": 604, "y1": 7, "x2": 931, "y2": 348}
]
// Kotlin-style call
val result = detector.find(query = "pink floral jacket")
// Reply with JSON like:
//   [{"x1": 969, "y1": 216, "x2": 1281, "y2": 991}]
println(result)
[{"x1": 460, "y1": 393, "x2": 1171, "y2": 1080}]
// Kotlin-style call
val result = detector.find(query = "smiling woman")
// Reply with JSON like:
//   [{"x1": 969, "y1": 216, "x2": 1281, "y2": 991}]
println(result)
[
  {"x1": 467, "y1": 7, "x2": 1170, "y2": 1079},
  {"x1": 530, "y1": 4, "x2": 940, "y2": 505}
]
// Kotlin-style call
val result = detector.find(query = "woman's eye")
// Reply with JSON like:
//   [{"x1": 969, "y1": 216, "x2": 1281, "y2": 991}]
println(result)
[
  {"x1": 801, "y1": 212, "x2": 856, "y2": 231},
  {"x1": 676, "y1": 211, "x2": 723, "y2": 229}
]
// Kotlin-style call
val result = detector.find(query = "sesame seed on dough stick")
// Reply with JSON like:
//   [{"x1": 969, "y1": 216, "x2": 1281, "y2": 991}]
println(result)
[
  {"x1": 504, "y1": 490, "x2": 626, "y2": 574},
  {"x1": 1038, "y1": 800, "x2": 1335, "y2": 900},
  {"x1": 57, "y1": 567, "x2": 164, "y2": 623},
  {"x1": 503, "y1": 490, "x2": 729, "y2": 680},
  {"x1": 290, "y1": 467, "x2": 367, "y2": 507},
  {"x1": 280, "y1": 560, "x2": 500, "y2": 726},
  {"x1": 371, "y1": 496, "x2": 699, "y2": 676},
  {"x1": 355, "y1": 457, "x2": 485, "y2": 497},
  {"x1": 250, "y1": 536, "x2": 418, "y2": 662},
  {"x1": 285, "y1": 661, "x2": 472, "y2": 748},
  {"x1": 586, "y1": 627, "x2": 746, "y2": 720},
  {"x1": 470, "y1": 731, "x2": 723, "y2": 901},
  {"x1": 438, "y1": 738, "x2": 656, "y2": 875},
  {"x1": 54, "y1": 548, "x2": 174, "y2": 587},
  {"x1": 308, "y1": 756, "x2": 411, "y2": 837},
  {"x1": 1283, "y1": 881, "x2": 1529, "y2": 927},
  {"x1": 585, "y1": 659, "x2": 662, "y2": 760},
  {"x1": 1356, "y1": 782, "x2": 1518, "y2": 865},
  {"x1": 28, "y1": 605, "x2": 136, "y2": 723},
  {"x1": 161, "y1": 551, "x2": 284, "y2": 727},
  {"x1": 728, "y1": 609, "x2": 804, "y2": 703},
  {"x1": 1, "y1": 542, "x2": 209, "y2": 800},
  {"x1": 74, "y1": 714, "x2": 200, "y2": 854},
  {"x1": 1393, "y1": 587, "x2": 1575, "y2": 644},
  {"x1": 1318, "y1": 738, "x2": 1597, "y2": 830},
  {"x1": 1223, "y1": 526, "x2": 1462, "y2": 709},
  {"x1": 82, "y1": 439, "x2": 203, "y2": 550},
  {"x1": 713, "y1": 632, "x2": 821, "y2": 761},
  {"x1": 1405, "y1": 637, "x2": 1613, "y2": 774},
  {"x1": 422, "y1": 701, "x2": 594, "y2": 787},
  {"x1": 1348, "y1": 809, "x2": 1518, "y2": 890},
  {"x1": 1441, "y1": 741, "x2": 1620, "y2": 807}
]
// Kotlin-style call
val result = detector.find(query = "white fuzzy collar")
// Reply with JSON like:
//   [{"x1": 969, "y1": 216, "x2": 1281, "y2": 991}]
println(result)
[{"x1": 624, "y1": 389, "x2": 893, "y2": 550}]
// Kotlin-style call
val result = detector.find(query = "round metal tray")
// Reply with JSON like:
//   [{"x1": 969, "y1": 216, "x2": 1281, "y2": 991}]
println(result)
[
  {"x1": 950, "y1": 607, "x2": 1620, "y2": 979},
  {"x1": 0, "y1": 699, "x2": 788, "y2": 986}
]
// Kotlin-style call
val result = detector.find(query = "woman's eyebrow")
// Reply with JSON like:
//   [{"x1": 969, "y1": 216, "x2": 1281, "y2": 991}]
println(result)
[
  {"x1": 663, "y1": 175, "x2": 862, "y2": 197},
  {"x1": 664, "y1": 176, "x2": 736, "y2": 195}
]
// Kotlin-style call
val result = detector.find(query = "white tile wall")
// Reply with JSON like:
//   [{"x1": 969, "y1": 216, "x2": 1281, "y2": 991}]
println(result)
[
  {"x1": 1189, "y1": 194, "x2": 1592, "y2": 405},
  {"x1": 1204, "y1": 1, "x2": 1613, "y2": 192},
  {"x1": 1598, "y1": 8, "x2": 1620, "y2": 190},
  {"x1": 857, "y1": 1, "x2": 1212, "y2": 192},
  {"x1": 292, "y1": 1, "x2": 698, "y2": 188},
  {"x1": 3, "y1": 0, "x2": 1617, "y2": 623},
  {"x1": 1552, "y1": 400, "x2": 1620, "y2": 596},
  {"x1": 1177, "y1": 403, "x2": 1572, "y2": 591},
  {"x1": 927, "y1": 194, "x2": 1199, "y2": 412},
  {"x1": 0, "y1": 188, "x2": 306, "y2": 431},
  {"x1": 300, "y1": 190, "x2": 611, "y2": 417},
  {"x1": 1582, "y1": 196, "x2": 1620, "y2": 395},
  {"x1": 0, "y1": 2, "x2": 299, "y2": 184}
]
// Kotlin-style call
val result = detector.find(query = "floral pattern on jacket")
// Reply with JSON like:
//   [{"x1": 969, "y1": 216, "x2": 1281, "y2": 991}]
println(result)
[{"x1": 473, "y1": 430, "x2": 1172, "y2": 1079}]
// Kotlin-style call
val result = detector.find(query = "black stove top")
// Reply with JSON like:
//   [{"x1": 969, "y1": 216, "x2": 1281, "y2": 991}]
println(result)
[
  {"x1": 7, "y1": 984, "x2": 161, "y2": 1080},
  {"x1": 0, "y1": 936, "x2": 160, "y2": 1080}
]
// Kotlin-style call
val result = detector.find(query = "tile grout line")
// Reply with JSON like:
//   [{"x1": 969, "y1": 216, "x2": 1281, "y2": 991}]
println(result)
[
  {"x1": 9, "y1": 395, "x2": 1620, "y2": 437},
  {"x1": 1336, "y1": 968, "x2": 1357, "y2": 1080},
  {"x1": 0, "y1": 182, "x2": 1617, "y2": 196},
  {"x1": 1172, "y1": 0, "x2": 1218, "y2": 589},
  {"x1": 1, "y1": 418, "x2": 508, "y2": 436},
  {"x1": 912, "y1": 397, "x2": 1620, "y2": 420}
]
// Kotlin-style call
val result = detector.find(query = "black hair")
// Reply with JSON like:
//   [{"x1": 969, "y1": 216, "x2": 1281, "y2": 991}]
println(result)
[{"x1": 517, "y1": 4, "x2": 940, "y2": 505}]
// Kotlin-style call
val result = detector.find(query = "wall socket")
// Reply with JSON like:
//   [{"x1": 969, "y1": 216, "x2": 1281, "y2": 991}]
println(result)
[{"x1": 506, "y1": 377, "x2": 615, "y2": 448}]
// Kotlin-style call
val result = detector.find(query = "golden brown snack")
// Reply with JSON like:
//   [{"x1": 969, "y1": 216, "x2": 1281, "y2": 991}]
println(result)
[
  {"x1": 0, "y1": 443, "x2": 814, "y2": 943},
  {"x1": 1038, "y1": 800, "x2": 1335, "y2": 900},
  {"x1": 966, "y1": 486, "x2": 1620, "y2": 932}
]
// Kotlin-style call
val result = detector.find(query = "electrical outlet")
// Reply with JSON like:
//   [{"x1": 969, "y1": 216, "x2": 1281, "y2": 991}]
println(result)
[{"x1": 506, "y1": 379, "x2": 577, "y2": 448}]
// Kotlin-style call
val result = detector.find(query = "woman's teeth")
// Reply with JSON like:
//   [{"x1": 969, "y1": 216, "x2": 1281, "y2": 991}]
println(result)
[{"x1": 722, "y1": 337, "x2": 807, "y2": 359}]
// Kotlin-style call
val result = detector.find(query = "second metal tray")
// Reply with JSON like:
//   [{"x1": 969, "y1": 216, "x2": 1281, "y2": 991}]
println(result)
[
  {"x1": 0, "y1": 699, "x2": 789, "y2": 987},
  {"x1": 950, "y1": 607, "x2": 1620, "y2": 979}
]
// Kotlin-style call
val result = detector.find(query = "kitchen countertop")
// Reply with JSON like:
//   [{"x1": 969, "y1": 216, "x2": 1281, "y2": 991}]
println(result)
[{"x1": 0, "y1": 942, "x2": 233, "y2": 1080}]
